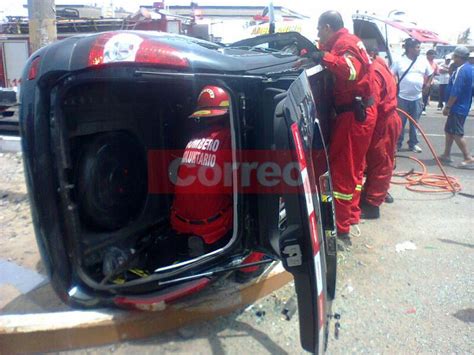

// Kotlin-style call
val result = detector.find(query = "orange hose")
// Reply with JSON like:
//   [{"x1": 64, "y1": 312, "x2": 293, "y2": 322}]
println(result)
[{"x1": 391, "y1": 108, "x2": 461, "y2": 194}]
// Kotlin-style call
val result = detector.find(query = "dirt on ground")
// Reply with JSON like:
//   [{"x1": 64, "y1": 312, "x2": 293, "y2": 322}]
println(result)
[{"x1": 0, "y1": 152, "x2": 37, "y2": 270}]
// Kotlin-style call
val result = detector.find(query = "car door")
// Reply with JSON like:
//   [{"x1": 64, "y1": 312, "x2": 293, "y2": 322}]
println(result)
[
  {"x1": 307, "y1": 66, "x2": 338, "y2": 301},
  {"x1": 273, "y1": 70, "x2": 331, "y2": 354},
  {"x1": 352, "y1": 15, "x2": 392, "y2": 65}
]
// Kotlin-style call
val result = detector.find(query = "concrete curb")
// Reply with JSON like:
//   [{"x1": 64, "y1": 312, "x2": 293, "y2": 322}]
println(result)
[
  {"x1": 0, "y1": 136, "x2": 21, "y2": 153},
  {"x1": 0, "y1": 264, "x2": 292, "y2": 353}
]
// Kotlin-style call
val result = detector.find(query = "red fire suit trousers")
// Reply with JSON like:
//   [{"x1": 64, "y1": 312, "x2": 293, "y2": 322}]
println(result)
[
  {"x1": 385, "y1": 111, "x2": 402, "y2": 176},
  {"x1": 329, "y1": 106, "x2": 376, "y2": 234},
  {"x1": 364, "y1": 110, "x2": 402, "y2": 206},
  {"x1": 351, "y1": 110, "x2": 402, "y2": 225}
]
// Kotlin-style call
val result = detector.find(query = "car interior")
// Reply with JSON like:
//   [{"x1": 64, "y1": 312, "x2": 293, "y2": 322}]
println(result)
[{"x1": 56, "y1": 77, "x2": 241, "y2": 288}]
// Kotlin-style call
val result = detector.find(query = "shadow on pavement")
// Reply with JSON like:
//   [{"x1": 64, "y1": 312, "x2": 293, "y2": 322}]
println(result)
[
  {"x1": 124, "y1": 314, "x2": 289, "y2": 355},
  {"x1": 0, "y1": 189, "x2": 28, "y2": 203},
  {"x1": 417, "y1": 158, "x2": 450, "y2": 168},
  {"x1": 438, "y1": 238, "x2": 474, "y2": 249},
  {"x1": 452, "y1": 308, "x2": 474, "y2": 324},
  {"x1": 1, "y1": 282, "x2": 68, "y2": 315},
  {"x1": 392, "y1": 193, "x2": 455, "y2": 202}
]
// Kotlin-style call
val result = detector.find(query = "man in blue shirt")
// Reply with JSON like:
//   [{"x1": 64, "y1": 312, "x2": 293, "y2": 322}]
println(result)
[
  {"x1": 470, "y1": 53, "x2": 474, "y2": 99},
  {"x1": 439, "y1": 46, "x2": 473, "y2": 168}
]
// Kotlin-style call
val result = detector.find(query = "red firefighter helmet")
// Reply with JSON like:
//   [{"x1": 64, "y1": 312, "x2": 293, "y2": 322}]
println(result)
[{"x1": 190, "y1": 85, "x2": 230, "y2": 118}]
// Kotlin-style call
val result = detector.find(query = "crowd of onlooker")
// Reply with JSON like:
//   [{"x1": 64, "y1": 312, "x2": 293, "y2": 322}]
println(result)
[
  {"x1": 428, "y1": 49, "x2": 474, "y2": 112},
  {"x1": 391, "y1": 40, "x2": 473, "y2": 168}
]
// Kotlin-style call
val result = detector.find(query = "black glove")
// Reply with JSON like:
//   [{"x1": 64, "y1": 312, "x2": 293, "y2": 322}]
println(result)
[{"x1": 309, "y1": 50, "x2": 325, "y2": 65}]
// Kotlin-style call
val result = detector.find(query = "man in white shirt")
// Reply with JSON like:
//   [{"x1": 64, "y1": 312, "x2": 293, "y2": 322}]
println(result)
[
  {"x1": 391, "y1": 38, "x2": 434, "y2": 152},
  {"x1": 437, "y1": 56, "x2": 451, "y2": 110}
]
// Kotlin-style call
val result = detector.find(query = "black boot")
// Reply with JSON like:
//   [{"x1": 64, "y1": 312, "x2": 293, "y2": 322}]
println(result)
[
  {"x1": 384, "y1": 192, "x2": 394, "y2": 203},
  {"x1": 360, "y1": 200, "x2": 380, "y2": 219}
]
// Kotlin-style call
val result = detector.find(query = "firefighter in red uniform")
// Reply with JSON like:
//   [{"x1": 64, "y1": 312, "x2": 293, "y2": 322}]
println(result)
[
  {"x1": 171, "y1": 85, "x2": 265, "y2": 280},
  {"x1": 359, "y1": 53, "x2": 402, "y2": 219},
  {"x1": 351, "y1": 52, "x2": 402, "y2": 224},
  {"x1": 306, "y1": 11, "x2": 376, "y2": 246},
  {"x1": 171, "y1": 85, "x2": 233, "y2": 256}
]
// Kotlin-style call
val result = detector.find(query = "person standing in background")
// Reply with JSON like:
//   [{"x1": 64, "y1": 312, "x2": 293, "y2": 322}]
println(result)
[
  {"x1": 469, "y1": 52, "x2": 474, "y2": 101},
  {"x1": 391, "y1": 38, "x2": 434, "y2": 153},
  {"x1": 439, "y1": 46, "x2": 473, "y2": 168},
  {"x1": 437, "y1": 56, "x2": 451, "y2": 110},
  {"x1": 421, "y1": 49, "x2": 439, "y2": 115}
]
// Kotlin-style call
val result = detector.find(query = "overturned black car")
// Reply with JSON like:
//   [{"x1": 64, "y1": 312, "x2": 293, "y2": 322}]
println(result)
[{"x1": 19, "y1": 31, "x2": 337, "y2": 353}]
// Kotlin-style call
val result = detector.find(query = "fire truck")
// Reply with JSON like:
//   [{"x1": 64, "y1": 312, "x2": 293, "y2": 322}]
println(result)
[{"x1": 0, "y1": 26, "x2": 27, "y2": 114}]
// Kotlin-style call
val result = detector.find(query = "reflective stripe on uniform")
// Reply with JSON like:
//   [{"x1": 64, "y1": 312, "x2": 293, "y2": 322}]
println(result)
[
  {"x1": 344, "y1": 56, "x2": 357, "y2": 81},
  {"x1": 355, "y1": 184, "x2": 362, "y2": 192},
  {"x1": 333, "y1": 191, "x2": 353, "y2": 201}
]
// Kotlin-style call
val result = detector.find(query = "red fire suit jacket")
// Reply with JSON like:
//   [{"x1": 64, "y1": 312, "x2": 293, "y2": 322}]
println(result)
[
  {"x1": 171, "y1": 124, "x2": 233, "y2": 244},
  {"x1": 372, "y1": 57, "x2": 397, "y2": 118},
  {"x1": 321, "y1": 28, "x2": 373, "y2": 106}
]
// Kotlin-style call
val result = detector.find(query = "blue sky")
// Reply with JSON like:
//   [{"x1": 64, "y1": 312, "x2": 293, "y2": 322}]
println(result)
[{"x1": 1, "y1": 0, "x2": 471, "y2": 43}]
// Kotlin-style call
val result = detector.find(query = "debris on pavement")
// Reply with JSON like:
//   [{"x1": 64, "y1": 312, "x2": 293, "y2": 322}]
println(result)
[
  {"x1": 281, "y1": 296, "x2": 297, "y2": 321},
  {"x1": 452, "y1": 308, "x2": 474, "y2": 323},
  {"x1": 395, "y1": 241, "x2": 417, "y2": 253},
  {"x1": 334, "y1": 313, "x2": 341, "y2": 339},
  {"x1": 244, "y1": 304, "x2": 254, "y2": 312}
]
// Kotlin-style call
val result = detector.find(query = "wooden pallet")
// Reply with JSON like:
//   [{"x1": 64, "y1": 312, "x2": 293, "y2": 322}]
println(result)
[{"x1": 0, "y1": 263, "x2": 292, "y2": 353}]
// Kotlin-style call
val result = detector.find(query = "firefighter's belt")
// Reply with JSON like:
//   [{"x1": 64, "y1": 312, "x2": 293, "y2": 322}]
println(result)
[{"x1": 335, "y1": 97, "x2": 374, "y2": 115}]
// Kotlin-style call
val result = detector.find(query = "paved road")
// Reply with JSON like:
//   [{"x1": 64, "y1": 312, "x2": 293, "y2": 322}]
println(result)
[{"x1": 325, "y1": 105, "x2": 473, "y2": 353}]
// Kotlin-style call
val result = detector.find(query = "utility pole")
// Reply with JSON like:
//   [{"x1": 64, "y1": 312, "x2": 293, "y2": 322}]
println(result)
[
  {"x1": 28, "y1": 0, "x2": 57, "y2": 53},
  {"x1": 268, "y1": 1, "x2": 275, "y2": 34}
]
